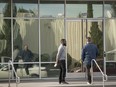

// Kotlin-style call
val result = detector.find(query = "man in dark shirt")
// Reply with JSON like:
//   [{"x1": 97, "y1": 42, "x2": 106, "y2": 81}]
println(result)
[
  {"x1": 20, "y1": 44, "x2": 33, "y2": 75},
  {"x1": 81, "y1": 37, "x2": 98, "y2": 84}
]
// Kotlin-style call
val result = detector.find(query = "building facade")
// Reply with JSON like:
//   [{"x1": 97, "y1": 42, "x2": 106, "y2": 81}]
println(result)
[{"x1": 0, "y1": 0, "x2": 116, "y2": 80}]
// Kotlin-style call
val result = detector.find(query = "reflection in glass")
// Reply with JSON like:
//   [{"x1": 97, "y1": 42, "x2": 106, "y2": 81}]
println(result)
[
  {"x1": 0, "y1": 64, "x2": 9, "y2": 79},
  {"x1": 13, "y1": 63, "x2": 46, "y2": 78},
  {"x1": 0, "y1": 19, "x2": 11, "y2": 62},
  {"x1": 41, "y1": 63, "x2": 59, "y2": 78},
  {"x1": 104, "y1": 2, "x2": 116, "y2": 18},
  {"x1": 106, "y1": 62, "x2": 116, "y2": 76},
  {"x1": 13, "y1": 19, "x2": 39, "y2": 62},
  {"x1": 87, "y1": 21, "x2": 103, "y2": 58},
  {"x1": 13, "y1": 3, "x2": 38, "y2": 17},
  {"x1": 105, "y1": 19, "x2": 116, "y2": 61},
  {"x1": 66, "y1": 2, "x2": 103, "y2": 18},
  {"x1": 66, "y1": 21, "x2": 82, "y2": 72},
  {"x1": 105, "y1": 19, "x2": 116, "y2": 51},
  {"x1": 40, "y1": 4, "x2": 64, "y2": 18},
  {"x1": 0, "y1": 1, "x2": 11, "y2": 17},
  {"x1": 40, "y1": 19, "x2": 64, "y2": 62}
]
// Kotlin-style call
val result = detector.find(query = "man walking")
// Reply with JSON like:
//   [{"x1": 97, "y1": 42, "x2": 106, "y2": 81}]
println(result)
[
  {"x1": 81, "y1": 37, "x2": 98, "y2": 84},
  {"x1": 20, "y1": 44, "x2": 33, "y2": 75},
  {"x1": 55, "y1": 39, "x2": 68, "y2": 84}
]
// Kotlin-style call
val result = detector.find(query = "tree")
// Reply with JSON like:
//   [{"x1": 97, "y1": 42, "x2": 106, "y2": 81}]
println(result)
[
  {"x1": 111, "y1": 3, "x2": 116, "y2": 17},
  {"x1": 87, "y1": 3, "x2": 103, "y2": 57},
  {"x1": 1, "y1": 2, "x2": 17, "y2": 57},
  {"x1": 89, "y1": 22, "x2": 103, "y2": 57},
  {"x1": 87, "y1": 3, "x2": 93, "y2": 18}
]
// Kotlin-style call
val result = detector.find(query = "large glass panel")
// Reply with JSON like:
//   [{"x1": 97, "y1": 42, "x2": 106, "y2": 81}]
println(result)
[
  {"x1": 104, "y1": 1, "x2": 116, "y2": 18},
  {"x1": 13, "y1": 19, "x2": 39, "y2": 62},
  {"x1": 0, "y1": 19, "x2": 11, "y2": 63},
  {"x1": 41, "y1": 63, "x2": 59, "y2": 78},
  {"x1": 87, "y1": 20, "x2": 103, "y2": 70},
  {"x1": 0, "y1": 0, "x2": 11, "y2": 17},
  {"x1": 0, "y1": 18, "x2": 11, "y2": 79},
  {"x1": 0, "y1": 63, "x2": 9, "y2": 79},
  {"x1": 13, "y1": 0, "x2": 38, "y2": 17},
  {"x1": 40, "y1": 19, "x2": 64, "y2": 62},
  {"x1": 66, "y1": 20, "x2": 82, "y2": 73},
  {"x1": 106, "y1": 62, "x2": 116, "y2": 76},
  {"x1": 13, "y1": 18, "x2": 39, "y2": 78},
  {"x1": 66, "y1": 2, "x2": 103, "y2": 18},
  {"x1": 13, "y1": 63, "x2": 47, "y2": 78},
  {"x1": 105, "y1": 18, "x2": 116, "y2": 61},
  {"x1": 40, "y1": 2, "x2": 64, "y2": 18}
]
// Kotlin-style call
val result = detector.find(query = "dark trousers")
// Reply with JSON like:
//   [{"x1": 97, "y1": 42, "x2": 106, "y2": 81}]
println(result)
[
  {"x1": 86, "y1": 65, "x2": 91, "y2": 83},
  {"x1": 59, "y1": 60, "x2": 66, "y2": 83},
  {"x1": 25, "y1": 64, "x2": 30, "y2": 75},
  {"x1": 13, "y1": 64, "x2": 18, "y2": 77}
]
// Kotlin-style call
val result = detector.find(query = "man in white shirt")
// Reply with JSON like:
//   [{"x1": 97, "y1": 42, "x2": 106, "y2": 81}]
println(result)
[{"x1": 55, "y1": 39, "x2": 68, "y2": 84}]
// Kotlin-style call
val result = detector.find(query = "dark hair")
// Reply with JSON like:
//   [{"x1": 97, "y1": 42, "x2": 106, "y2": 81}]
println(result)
[
  {"x1": 61, "y1": 39, "x2": 66, "y2": 43},
  {"x1": 86, "y1": 37, "x2": 91, "y2": 42},
  {"x1": 14, "y1": 45, "x2": 19, "y2": 49}
]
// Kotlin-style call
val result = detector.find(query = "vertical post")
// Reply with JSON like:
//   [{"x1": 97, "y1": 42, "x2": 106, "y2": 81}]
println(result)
[
  {"x1": 16, "y1": 78, "x2": 18, "y2": 87},
  {"x1": 91, "y1": 60, "x2": 93, "y2": 84},
  {"x1": 8, "y1": 62, "x2": 11, "y2": 87},
  {"x1": 103, "y1": 75, "x2": 105, "y2": 87}
]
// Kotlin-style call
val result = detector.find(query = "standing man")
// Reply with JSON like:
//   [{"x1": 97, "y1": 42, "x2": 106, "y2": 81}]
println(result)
[
  {"x1": 54, "y1": 39, "x2": 68, "y2": 84},
  {"x1": 20, "y1": 44, "x2": 33, "y2": 75},
  {"x1": 81, "y1": 37, "x2": 98, "y2": 84}
]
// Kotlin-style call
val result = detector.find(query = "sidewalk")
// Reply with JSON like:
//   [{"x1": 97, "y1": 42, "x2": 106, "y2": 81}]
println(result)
[{"x1": 0, "y1": 78, "x2": 116, "y2": 87}]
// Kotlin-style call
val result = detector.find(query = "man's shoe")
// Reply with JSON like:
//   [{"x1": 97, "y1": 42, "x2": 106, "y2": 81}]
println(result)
[
  {"x1": 59, "y1": 81, "x2": 61, "y2": 84},
  {"x1": 62, "y1": 81, "x2": 69, "y2": 84},
  {"x1": 87, "y1": 82, "x2": 91, "y2": 85}
]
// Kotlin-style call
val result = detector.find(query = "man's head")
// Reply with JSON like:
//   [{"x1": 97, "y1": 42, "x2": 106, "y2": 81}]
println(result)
[
  {"x1": 14, "y1": 45, "x2": 19, "y2": 50},
  {"x1": 61, "y1": 39, "x2": 66, "y2": 46},
  {"x1": 24, "y1": 44, "x2": 28, "y2": 51},
  {"x1": 86, "y1": 37, "x2": 92, "y2": 43}
]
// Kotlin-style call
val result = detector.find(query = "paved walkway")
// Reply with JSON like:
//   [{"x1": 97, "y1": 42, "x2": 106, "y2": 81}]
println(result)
[{"x1": 0, "y1": 79, "x2": 116, "y2": 87}]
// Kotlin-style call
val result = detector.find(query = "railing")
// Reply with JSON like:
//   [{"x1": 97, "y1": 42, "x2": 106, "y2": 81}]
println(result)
[
  {"x1": 8, "y1": 60, "x2": 20, "y2": 87},
  {"x1": 91, "y1": 59, "x2": 107, "y2": 87}
]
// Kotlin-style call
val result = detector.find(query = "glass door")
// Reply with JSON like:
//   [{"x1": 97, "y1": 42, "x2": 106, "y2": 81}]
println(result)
[
  {"x1": 66, "y1": 19, "x2": 103, "y2": 77},
  {"x1": 105, "y1": 18, "x2": 116, "y2": 76}
]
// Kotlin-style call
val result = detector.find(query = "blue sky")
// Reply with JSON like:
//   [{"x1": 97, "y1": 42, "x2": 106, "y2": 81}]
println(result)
[{"x1": 0, "y1": 3, "x2": 112, "y2": 18}]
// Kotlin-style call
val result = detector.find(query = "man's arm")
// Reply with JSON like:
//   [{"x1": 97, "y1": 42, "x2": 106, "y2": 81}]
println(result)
[
  {"x1": 55, "y1": 47, "x2": 64, "y2": 64},
  {"x1": 96, "y1": 46, "x2": 99, "y2": 57}
]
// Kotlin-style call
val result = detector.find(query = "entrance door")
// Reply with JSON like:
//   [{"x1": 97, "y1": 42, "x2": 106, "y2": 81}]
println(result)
[
  {"x1": 104, "y1": 18, "x2": 116, "y2": 76},
  {"x1": 66, "y1": 19, "x2": 103, "y2": 77}
]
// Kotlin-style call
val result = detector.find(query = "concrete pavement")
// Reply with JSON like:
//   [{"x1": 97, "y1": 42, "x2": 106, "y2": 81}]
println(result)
[{"x1": 0, "y1": 78, "x2": 116, "y2": 87}]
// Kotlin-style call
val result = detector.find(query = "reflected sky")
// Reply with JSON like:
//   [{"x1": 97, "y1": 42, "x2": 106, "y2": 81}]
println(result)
[{"x1": 0, "y1": 3, "x2": 113, "y2": 18}]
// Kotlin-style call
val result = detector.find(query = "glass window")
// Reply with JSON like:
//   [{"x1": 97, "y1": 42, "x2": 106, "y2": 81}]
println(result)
[
  {"x1": 0, "y1": 19, "x2": 11, "y2": 63},
  {"x1": 40, "y1": 3, "x2": 64, "y2": 18},
  {"x1": 106, "y1": 62, "x2": 116, "y2": 76},
  {"x1": 66, "y1": 20, "x2": 82, "y2": 72},
  {"x1": 13, "y1": 19, "x2": 39, "y2": 62},
  {"x1": 104, "y1": 1, "x2": 116, "y2": 18},
  {"x1": 40, "y1": 19, "x2": 64, "y2": 62},
  {"x1": 0, "y1": 1, "x2": 11, "y2": 17},
  {"x1": 13, "y1": 63, "x2": 42, "y2": 78},
  {"x1": 13, "y1": 0, "x2": 38, "y2": 18},
  {"x1": 66, "y1": 2, "x2": 103, "y2": 18},
  {"x1": 41, "y1": 63, "x2": 59, "y2": 78},
  {"x1": 105, "y1": 18, "x2": 116, "y2": 61}
]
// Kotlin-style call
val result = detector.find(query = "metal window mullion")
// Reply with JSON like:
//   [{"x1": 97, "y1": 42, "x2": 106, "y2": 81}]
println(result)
[
  {"x1": 38, "y1": 0, "x2": 41, "y2": 79},
  {"x1": 11, "y1": 0, "x2": 14, "y2": 80},
  {"x1": 64, "y1": 0, "x2": 68, "y2": 74},
  {"x1": 103, "y1": 1, "x2": 106, "y2": 75}
]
